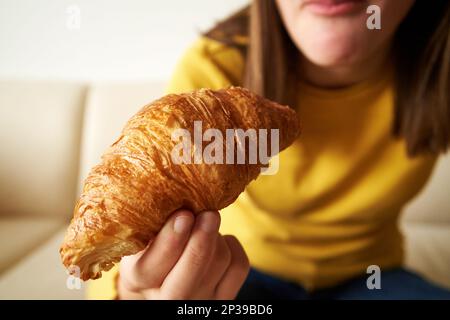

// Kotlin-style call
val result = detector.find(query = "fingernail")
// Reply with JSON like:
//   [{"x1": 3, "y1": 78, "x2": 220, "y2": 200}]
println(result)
[
  {"x1": 173, "y1": 214, "x2": 193, "y2": 234},
  {"x1": 197, "y1": 211, "x2": 220, "y2": 233}
]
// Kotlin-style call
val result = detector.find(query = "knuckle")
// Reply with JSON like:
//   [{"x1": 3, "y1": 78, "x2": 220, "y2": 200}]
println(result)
[
  {"x1": 225, "y1": 236, "x2": 250, "y2": 272},
  {"x1": 235, "y1": 254, "x2": 250, "y2": 274},
  {"x1": 120, "y1": 261, "x2": 144, "y2": 291},
  {"x1": 217, "y1": 240, "x2": 232, "y2": 267},
  {"x1": 161, "y1": 288, "x2": 188, "y2": 300},
  {"x1": 133, "y1": 256, "x2": 146, "y2": 272},
  {"x1": 133, "y1": 258, "x2": 151, "y2": 278},
  {"x1": 186, "y1": 243, "x2": 209, "y2": 268},
  {"x1": 133, "y1": 261, "x2": 159, "y2": 288},
  {"x1": 120, "y1": 272, "x2": 143, "y2": 292}
]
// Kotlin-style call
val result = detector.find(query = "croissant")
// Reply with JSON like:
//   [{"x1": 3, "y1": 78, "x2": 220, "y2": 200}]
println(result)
[{"x1": 60, "y1": 87, "x2": 300, "y2": 280}]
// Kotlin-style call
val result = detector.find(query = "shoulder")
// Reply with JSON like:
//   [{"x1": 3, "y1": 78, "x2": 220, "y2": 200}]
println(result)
[{"x1": 165, "y1": 36, "x2": 245, "y2": 94}]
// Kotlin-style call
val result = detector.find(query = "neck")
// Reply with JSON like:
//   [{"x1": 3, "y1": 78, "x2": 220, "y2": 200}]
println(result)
[{"x1": 300, "y1": 43, "x2": 392, "y2": 89}]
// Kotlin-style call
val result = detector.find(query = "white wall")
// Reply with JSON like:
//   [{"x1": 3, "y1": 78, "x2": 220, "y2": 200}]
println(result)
[{"x1": 0, "y1": 0, "x2": 248, "y2": 82}]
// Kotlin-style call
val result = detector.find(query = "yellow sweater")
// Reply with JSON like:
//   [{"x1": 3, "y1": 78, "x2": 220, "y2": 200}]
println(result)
[{"x1": 87, "y1": 37, "x2": 436, "y2": 298}]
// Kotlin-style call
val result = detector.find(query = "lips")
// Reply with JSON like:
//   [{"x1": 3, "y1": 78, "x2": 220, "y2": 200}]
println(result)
[{"x1": 302, "y1": 0, "x2": 367, "y2": 16}]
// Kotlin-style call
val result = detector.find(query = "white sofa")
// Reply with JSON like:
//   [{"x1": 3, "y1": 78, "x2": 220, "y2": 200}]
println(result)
[{"x1": 0, "y1": 80, "x2": 449, "y2": 299}]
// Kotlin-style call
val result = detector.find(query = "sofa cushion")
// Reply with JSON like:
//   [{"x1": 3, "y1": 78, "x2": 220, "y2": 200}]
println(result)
[
  {"x1": 0, "y1": 228, "x2": 84, "y2": 299},
  {"x1": 401, "y1": 154, "x2": 450, "y2": 224},
  {"x1": 402, "y1": 222, "x2": 450, "y2": 289},
  {"x1": 0, "y1": 80, "x2": 86, "y2": 219},
  {"x1": 0, "y1": 216, "x2": 63, "y2": 274}
]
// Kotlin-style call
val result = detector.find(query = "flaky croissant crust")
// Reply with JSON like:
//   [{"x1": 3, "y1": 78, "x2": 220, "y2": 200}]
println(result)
[{"x1": 60, "y1": 87, "x2": 300, "y2": 280}]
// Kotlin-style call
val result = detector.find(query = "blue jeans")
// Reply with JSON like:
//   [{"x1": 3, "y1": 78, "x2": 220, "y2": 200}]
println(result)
[{"x1": 237, "y1": 267, "x2": 450, "y2": 300}]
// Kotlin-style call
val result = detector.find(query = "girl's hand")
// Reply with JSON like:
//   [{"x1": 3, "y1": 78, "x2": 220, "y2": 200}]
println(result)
[{"x1": 117, "y1": 210, "x2": 249, "y2": 299}]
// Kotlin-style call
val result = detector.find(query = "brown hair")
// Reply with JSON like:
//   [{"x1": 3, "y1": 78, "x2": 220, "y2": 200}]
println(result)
[{"x1": 205, "y1": 0, "x2": 450, "y2": 156}]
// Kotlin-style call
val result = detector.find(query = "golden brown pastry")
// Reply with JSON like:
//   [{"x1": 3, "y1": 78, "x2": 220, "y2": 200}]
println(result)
[{"x1": 60, "y1": 87, "x2": 300, "y2": 280}]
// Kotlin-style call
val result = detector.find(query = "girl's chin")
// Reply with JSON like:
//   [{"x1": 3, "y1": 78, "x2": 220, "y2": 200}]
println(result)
[
  {"x1": 302, "y1": 47, "x2": 360, "y2": 68},
  {"x1": 302, "y1": 35, "x2": 363, "y2": 65}
]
